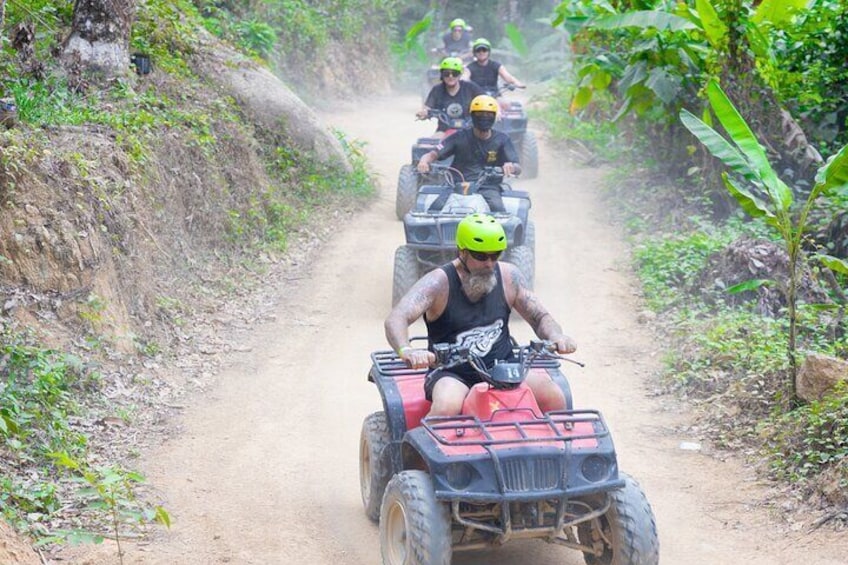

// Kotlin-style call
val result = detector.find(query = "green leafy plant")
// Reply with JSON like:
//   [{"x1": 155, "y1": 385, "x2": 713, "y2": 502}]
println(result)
[
  {"x1": 233, "y1": 19, "x2": 278, "y2": 57},
  {"x1": 763, "y1": 381, "x2": 848, "y2": 484},
  {"x1": 47, "y1": 452, "x2": 170, "y2": 563},
  {"x1": 680, "y1": 78, "x2": 848, "y2": 395}
]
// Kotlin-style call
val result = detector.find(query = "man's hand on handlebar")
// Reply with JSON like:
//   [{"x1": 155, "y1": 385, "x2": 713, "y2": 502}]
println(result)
[
  {"x1": 552, "y1": 335, "x2": 577, "y2": 355},
  {"x1": 503, "y1": 162, "x2": 521, "y2": 177},
  {"x1": 399, "y1": 347, "x2": 436, "y2": 370},
  {"x1": 417, "y1": 152, "x2": 437, "y2": 174},
  {"x1": 416, "y1": 108, "x2": 430, "y2": 120}
]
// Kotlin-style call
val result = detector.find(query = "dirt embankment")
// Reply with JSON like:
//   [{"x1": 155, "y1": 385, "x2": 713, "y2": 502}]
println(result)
[{"x1": 0, "y1": 34, "x2": 372, "y2": 561}]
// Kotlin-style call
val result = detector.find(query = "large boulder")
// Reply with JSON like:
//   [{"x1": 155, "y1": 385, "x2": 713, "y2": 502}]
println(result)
[
  {"x1": 796, "y1": 353, "x2": 848, "y2": 402},
  {"x1": 190, "y1": 31, "x2": 350, "y2": 171}
]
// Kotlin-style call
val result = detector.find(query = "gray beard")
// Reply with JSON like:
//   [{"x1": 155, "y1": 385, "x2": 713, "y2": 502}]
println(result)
[{"x1": 462, "y1": 270, "x2": 497, "y2": 302}]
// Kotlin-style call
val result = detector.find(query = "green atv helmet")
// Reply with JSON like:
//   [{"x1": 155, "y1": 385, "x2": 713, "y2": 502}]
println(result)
[
  {"x1": 439, "y1": 57, "x2": 464, "y2": 74},
  {"x1": 449, "y1": 18, "x2": 467, "y2": 30},
  {"x1": 472, "y1": 38, "x2": 491, "y2": 52},
  {"x1": 456, "y1": 214, "x2": 507, "y2": 252}
]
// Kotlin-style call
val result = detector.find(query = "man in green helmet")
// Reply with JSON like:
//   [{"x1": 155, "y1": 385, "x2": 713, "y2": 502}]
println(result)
[
  {"x1": 417, "y1": 57, "x2": 484, "y2": 135},
  {"x1": 441, "y1": 18, "x2": 473, "y2": 59},
  {"x1": 385, "y1": 213, "x2": 577, "y2": 418},
  {"x1": 466, "y1": 37, "x2": 525, "y2": 93}
]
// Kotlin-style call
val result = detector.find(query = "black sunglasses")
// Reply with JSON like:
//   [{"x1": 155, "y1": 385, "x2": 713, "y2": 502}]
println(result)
[
  {"x1": 474, "y1": 47, "x2": 490, "y2": 53},
  {"x1": 441, "y1": 70, "x2": 461, "y2": 78},
  {"x1": 468, "y1": 250, "x2": 502, "y2": 262}
]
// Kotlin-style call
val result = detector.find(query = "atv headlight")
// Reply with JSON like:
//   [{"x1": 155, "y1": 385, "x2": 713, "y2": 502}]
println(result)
[
  {"x1": 412, "y1": 226, "x2": 434, "y2": 243},
  {"x1": 444, "y1": 463, "x2": 474, "y2": 490},
  {"x1": 581, "y1": 455, "x2": 611, "y2": 483}
]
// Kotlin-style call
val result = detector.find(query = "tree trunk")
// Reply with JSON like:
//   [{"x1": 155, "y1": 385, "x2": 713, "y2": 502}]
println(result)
[{"x1": 63, "y1": 0, "x2": 135, "y2": 78}]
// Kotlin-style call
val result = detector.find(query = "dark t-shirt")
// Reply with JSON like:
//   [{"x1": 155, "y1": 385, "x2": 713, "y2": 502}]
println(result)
[
  {"x1": 424, "y1": 81, "x2": 484, "y2": 132},
  {"x1": 467, "y1": 60, "x2": 502, "y2": 91},
  {"x1": 435, "y1": 128, "x2": 519, "y2": 182},
  {"x1": 442, "y1": 30, "x2": 472, "y2": 55},
  {"x1": 425, "y1": 262, "x2": 513, "y2": 379}
]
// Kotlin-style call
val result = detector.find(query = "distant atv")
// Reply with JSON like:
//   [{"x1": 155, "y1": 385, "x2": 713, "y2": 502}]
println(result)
[
  {"x1": 490, "y1": 84, "x2": 538, "y2": 179},
  {"x1": 360, "y1": 339, "x2": 660, "y2": 565},
  {"x1": 392, "y1": 165, "x2": 534, "y2": 305},
  {"x1": 395, "y1": 108, "x2": 469, "y2": 220}
]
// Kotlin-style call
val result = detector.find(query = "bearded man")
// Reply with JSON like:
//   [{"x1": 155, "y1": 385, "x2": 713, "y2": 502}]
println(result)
[{"x1": 385, "y1": 214, "x2": 577, "y2": 417}]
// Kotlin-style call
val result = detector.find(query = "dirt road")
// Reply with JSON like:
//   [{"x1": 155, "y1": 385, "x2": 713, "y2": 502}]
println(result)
[{"x1": 62, "y1": 95, "x2": 848, "y2": 564}]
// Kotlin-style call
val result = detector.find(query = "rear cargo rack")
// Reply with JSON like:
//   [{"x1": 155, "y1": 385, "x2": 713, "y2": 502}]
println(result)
[{"x1": 422, "y1": 409, "x2": 609, "y2": 447}]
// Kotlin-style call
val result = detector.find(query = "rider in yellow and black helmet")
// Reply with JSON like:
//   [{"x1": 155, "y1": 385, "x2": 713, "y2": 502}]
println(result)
[{"x1": 418, "y1": 94, "x2": 522, "y2": 213}]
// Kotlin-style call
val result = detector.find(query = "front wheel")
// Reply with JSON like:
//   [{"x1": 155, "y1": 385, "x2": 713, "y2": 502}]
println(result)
[
  {"x1": 359, "y1": 412, "x2": 391, "y2": 522},
  {"x1": 396, "y1": 165, "x2": 419, "y2": 220},
  {"x1": 380, "y1": 470, "x2": 452, "y2": 565},
  {"x1": 578, "y1": 473, "x2": 659, "y2": 565}
]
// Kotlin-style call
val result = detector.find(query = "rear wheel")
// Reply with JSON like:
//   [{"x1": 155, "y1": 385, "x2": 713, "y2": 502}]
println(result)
[
  {"x1": 396, "y1": 165, "x2": 419, "y2": 220},
  {"x1": 392, "y1": 246, "x2": 420, "y2": 306},
  {"x1": 380, "y1": 470, "x2": 451, "y2": 565},
  {"x1": 519, "y1": 130, "x2": 539, "y2": 179},
  {"x1": 359, "y1": 412, "x2": 391, "y2": 522},
  {"x1": 503, "y1": 244, "x2": 534, "y2": 289},
  {"x1": 578, "y1": 473, "x2": 659, "y2": 565}
]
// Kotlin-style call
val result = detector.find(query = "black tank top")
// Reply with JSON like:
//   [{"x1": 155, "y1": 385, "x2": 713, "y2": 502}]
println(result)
[{"x1": 425, "y1": 262, "x2": 513, "y2": 377}]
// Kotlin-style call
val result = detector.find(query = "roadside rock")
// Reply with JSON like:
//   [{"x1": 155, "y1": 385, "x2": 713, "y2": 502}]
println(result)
[{"x1": 796, "y1": 353, "x2": 848, "y2": 402}]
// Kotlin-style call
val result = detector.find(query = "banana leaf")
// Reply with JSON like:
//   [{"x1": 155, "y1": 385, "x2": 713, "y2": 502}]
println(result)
[
  {"x1": 726, "y1": 278, "x2": 772, "y2": 294},
  {"x1": 706, "y1": 80, "x2": 793, "y2": 211},
  {"x1": 722, "y1": 173, "x2": 776, "y2": 226},
  {"x1": 752, "y1": 0, "x2": 809, "y2": 26},
  {"x1": 504, "y1": 23, "x2": 528, "y2": 59},
  {"x1": 813, "y1": 253, "x2": 848, "y2": 276},
  {"x1": 695, "y1": 0, "x2": 727, "y2": 48},
  {"x1": 590, "y1": 10, "x2": 697, "y2": 32},
  {"x1": 813, "y1": 143, "x2": 848, "y2": 197},
  {"x1": 679, "y1": 108, "x2": 758, "y2": 183}
]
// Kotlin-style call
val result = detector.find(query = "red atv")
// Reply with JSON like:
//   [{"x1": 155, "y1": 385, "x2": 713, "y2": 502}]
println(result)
[{"x1": 360, "y1": 339, "x2": 659, "y2": 565}]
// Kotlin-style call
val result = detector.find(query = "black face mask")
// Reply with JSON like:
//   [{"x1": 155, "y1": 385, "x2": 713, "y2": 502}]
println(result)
[{"x1": 472, "y1": 113, "x2": 496, "y2": 131}]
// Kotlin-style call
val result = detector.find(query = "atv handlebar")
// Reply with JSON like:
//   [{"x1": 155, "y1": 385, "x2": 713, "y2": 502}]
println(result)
[
  {"x1": 430, "y1": 340, "x2": 582, "y2": 391},
  {"x1": 418, "y1": 108, "x2": 471, "y2": 130},
  {"x1": 484, "y1": 84, "x2": 526, "y2": 98},
  {"x1": 424, "y1": 163, "x2": 506, "y2": 187}
]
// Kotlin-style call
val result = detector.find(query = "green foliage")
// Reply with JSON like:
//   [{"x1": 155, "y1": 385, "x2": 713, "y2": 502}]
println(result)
[
  {"x1": 681, "y1": 79, "x2": 848, "y2": 385},
  {"x1": 195, "y1": 0, "x2": 397, "y2": 66},
  {"x1": 0, "y1": 333, "x2": 89, "y2": 456},
  {"x1": 554, "y1": 0, "x2": 706, "y2": 123},
  {"x1": 233, "y1": 19, "x2": 278, "y2": 57},
  {"x1": 633, "y1": 226, "x2": 736, "y2": 311},
  {"x1": 390, "y1": 11, "x2": 433, "y2": 65},
  {"x1": 0, "y1": 326, "x2": 168, "y2": 546},
  {"x1": 132, "y1": 0, "x2": 202, "y2": 77},
  {"x1": 46, "y1": 453, "x2": 171, "y2": 552},
  {"x1": 0, "y1": 329, "x2": 87, "y2": 531},
  {"x1": 539, "y1": 79, "x2": 620, "y2": 154},
  {"x1": 229, "y1": 131, "x2": 375, "y2": 251},
  {"x1": 769, "y1": 2, "x2": 848, "y2": 153},
  {"x1": 763, "y1": 382, "x2": 848, "y2": 484}
]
